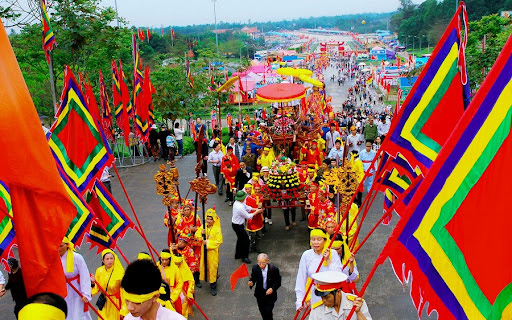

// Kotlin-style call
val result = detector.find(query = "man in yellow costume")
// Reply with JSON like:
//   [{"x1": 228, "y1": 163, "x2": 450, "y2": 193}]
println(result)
[
  {"x1": 199, "y1": 207, "x2": 223, "y2": 296},
  {"x1": 257, "y1": 147, "x2": 275, "y2": 169}
]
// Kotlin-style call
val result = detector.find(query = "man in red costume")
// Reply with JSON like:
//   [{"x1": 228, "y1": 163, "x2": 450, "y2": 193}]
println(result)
[{"x1": 300, "y1": 141, "x2": 322, "y2": 168}]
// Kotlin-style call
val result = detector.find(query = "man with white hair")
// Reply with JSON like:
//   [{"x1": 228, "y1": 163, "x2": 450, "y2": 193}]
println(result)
[{"x1": 248, "y1": 254, "x2": 282, "y2": 320}]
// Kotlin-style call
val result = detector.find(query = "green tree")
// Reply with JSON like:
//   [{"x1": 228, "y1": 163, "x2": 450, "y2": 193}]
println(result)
[{"x1": 465, "y1": 14, "x2": 511, "y2": 88}]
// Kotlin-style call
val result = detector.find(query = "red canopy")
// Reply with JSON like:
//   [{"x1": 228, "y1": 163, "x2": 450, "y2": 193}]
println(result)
[{"x1": 256, "y1": 83, "x2": 306, "y2": 103}]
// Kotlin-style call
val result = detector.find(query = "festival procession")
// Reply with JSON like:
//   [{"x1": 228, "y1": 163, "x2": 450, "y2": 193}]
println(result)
[{"x1": 0, "y1": 0, "x2": 511, "y2": 319}]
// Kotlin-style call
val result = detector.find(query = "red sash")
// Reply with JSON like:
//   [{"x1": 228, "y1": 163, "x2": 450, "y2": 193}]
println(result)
[{"x1": 67, "y1": 275, "x2": 89, "y2": 312}]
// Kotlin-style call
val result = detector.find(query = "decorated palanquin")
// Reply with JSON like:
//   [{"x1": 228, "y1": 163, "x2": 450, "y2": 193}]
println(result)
[{"x1": 261, "y1": 157, "x2": 305, "y2": 202}]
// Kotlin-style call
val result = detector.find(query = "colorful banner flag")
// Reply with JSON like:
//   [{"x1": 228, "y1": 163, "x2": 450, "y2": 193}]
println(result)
[
  {"x1": 86, "y1": 182, "x2": 134, "y2": 252},
  {"x1": 146, "y1": 28, "x2": 151, "y2": 41},
  {"x1": 171, "y1": 27, "x2": 175, "y2": 39},
  {"x1": 41, "y1": 0, "x2": 56, "y2": 63},
  {"x1": 146, "y1": 67, "x2": 156, "y2": 126},
  {"x1": 49, "y1": 66, "x2": 114, "y2": 195},
  {"x1": 120, "y1": 61, "x2": 134, "y2": 120},
  {"x1": 135, "y1": 67, "x2": 151, "y2": 143},
  {"x1": 133, "y1": 35, "x2": 148, "y2": 142},
  {"x1": 210, "y1": 109, "x2": 217, "y2": 130},
  {"x1": 186, "y1": 60, "x2": 194, "y2": 88},
  {"x1": 83, "y1": 73, "x2": 101, "y2": 122},
  {"x1": 0, "y1": 181, "x2": 16, "y2": 266},
  {"x1": 57, "y1": 167, "x2": 94, "y2": 247},
  {"x1": 99, "y1": 70, "x2": 114, "y2": 142},
  {"x1": 383, "y1": 3, "x2": 470, "y2": 174},
  {"x1": 238, "y1": 77, "x2": 247, "y2": 101},
  {"x1": 0, "y1": 19, "x2": 77, "y2": 298},
  {"x1": 381, "y1": 32, "x2": 512, "y2": 320},
  {"x1": 112, "y1": 60, "x2": 132, "y2": 147}
]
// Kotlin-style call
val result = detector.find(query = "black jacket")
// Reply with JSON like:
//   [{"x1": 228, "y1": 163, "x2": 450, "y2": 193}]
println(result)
[
  {"x1": 235, "y1": 167, "x2": 253, "y2": 190},
  {"x1": 249, "y1": 264, "x2": 281, "y2": 301}
]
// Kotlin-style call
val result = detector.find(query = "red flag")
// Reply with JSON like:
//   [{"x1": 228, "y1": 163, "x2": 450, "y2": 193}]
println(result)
[
  {"x1": 84, "y1": 74, "x2": 101, "y2": 122},
  {"x1": 146, "y1": 28, "x2": 151, "y2": 41},
  {"x1": 262, "y1": 108, "x2": 267, "y2": 120},
  {"x1": 171, "y1": 28, "x2": 175, "y2": 39},
  {"x1": 161, "y1": 27, "x2": 164, "y2": 36},
  {"x1": 230, "y1": 263, "x2": 249, "y2": 290},
  {"x1": 238, "y1": 77, "x2": 247, "y2": 101},
  {"x1": 0, "y1": 19, "x2": 76, "y2": 298},
  {"x1": 138, "y1": 29, "x2": 145, "y2": 42}
]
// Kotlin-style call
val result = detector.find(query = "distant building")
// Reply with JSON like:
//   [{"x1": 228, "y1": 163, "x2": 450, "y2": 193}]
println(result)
[
  {"x1": 213, "y1": 29, "x2": 230, "y2": 34},
  {"x1": 241, "y1": 26, "x2": 259, "y2": 38}
]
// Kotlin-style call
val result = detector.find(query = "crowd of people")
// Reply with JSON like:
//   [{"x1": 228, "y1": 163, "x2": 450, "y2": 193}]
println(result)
[{"x1": 0, "y1": 61, "x2": 391, "y2": 320}]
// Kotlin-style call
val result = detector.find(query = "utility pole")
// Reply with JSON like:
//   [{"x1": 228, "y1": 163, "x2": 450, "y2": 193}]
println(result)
[{"x1": 212, "y1": 0, "x2": 220, "y2": 58}]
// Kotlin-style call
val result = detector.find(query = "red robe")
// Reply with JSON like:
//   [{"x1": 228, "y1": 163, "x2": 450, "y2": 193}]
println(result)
[
  {"x1": 300, "y1": 147, "x2": 321, "y2": 167},
  {"x1": 221, "y1": 165, "x2": 237, "y2": 190},
  {"x1": 307, "y1": 191, "x2": 319, "y2": 229},
  {"x1": 246, "y1": 194, "x2": 263, "y2": 232},
  {"x1": 177, "y1": 245, "x2": 199, "y2": 273},
  {"x1": 309, "y1": 199, "x2": 335, "y2": 229}
]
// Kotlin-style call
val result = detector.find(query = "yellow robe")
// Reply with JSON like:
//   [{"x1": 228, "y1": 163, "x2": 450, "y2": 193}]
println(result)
[
  {"x1": 157, "y1": 262, "x2": 184, "y2": 306},
  {"x1": 257, "y1": 150, "x2": 275, "y2": 168},
  {"x1": 340, "y1": 203, "x2": 360, "y2": 248},
  {"x1": 173, "y1": 259, "x2": 195, "y2": 319},
  {"x1": 91, "y1": 265, "x2": 125, "y2": 319},
  {"x1": 199, "y1": 224, "x2": 223, "y2": 283}
]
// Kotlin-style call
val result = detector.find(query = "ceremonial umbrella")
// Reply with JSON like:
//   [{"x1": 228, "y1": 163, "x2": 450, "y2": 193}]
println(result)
[{"x1": 256, "y1": 83, "x2": 307, "y2": 103}]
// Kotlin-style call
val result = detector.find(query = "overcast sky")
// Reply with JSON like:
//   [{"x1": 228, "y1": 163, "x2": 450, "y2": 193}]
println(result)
[{"x1": 101, "y1": 0, "x2": 425, "y2": 27}]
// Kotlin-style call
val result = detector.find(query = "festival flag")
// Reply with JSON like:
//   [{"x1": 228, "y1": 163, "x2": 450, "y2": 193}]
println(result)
[
  {"x1": 86, "y1": 181, "x2": 134, "y2": 252},
  {"x1": 0, "y1": 20, "x2": 76, "y2": 297},
  {"x1": 58, "y1": 167, "x2": 94, "y2": 247},
  {"x1": 186, "y1": 60, "x2": 194, "y2": 88},
  {"x1": 382, "y1": 189, "x2": 396, "y2": 225},
  {"x1": 137, "y1": 29, "x2": 145, "y2": 42},
  {"x1": 99, "y1": 70, "x2": 114, "y2": 141},
  {"x1": 41, "y1": 0, "x2": 56, "y2": 63},
  {"x1": 133, "y1": 35, "x2": 148, "y2": 142},
  {"x1": 0, "y1": 181, "x2": 16, "y2": 266},
  {"x1": 146, "y1": 28, "x2": 151, "y2": 41},
  {"x1": 395, "y1": 88, "x2": 403, "y2": 118},
  {"x1": 210, "y1": 110, "x2": 217, "y2": 133},
  {"x1": 261, "y1": 108, "x2": 267, "y2": 120},
  {"x1": 238, "y1": 77, "x2": 247, "y2": 101},
  {"x1": 146, "y1": 67, "x2": 156, "y2": 126},
  {"x1": 135, "y1": 67, "x2": 151, "y2": 143},
  {"x1": 49, "y1": 66, "x2": 115, "y2": 195},
  {"x1": 374, "y1": 3, "x2": 470, "y2": 212},
  {"x1": 120, "y1": 61, "x2": 134, "y2": 120},
  {"x1": 380, "y1": 32, "x2": 512, "y2": 320},
  {"x1": 83, "y1": 73, "x2": 101, "y2": 122},
  {"x1": 209, "y1": 63, "x2": 215, "y2": 87},
  {"x1": 171, "y1": 27, "x2": 175, "y2": 39},
  {"x1": 230, "y1": 263, "x2": 249, "y2": 290},
  {"x1": 161, "y1": 27, "x2": 164, "y2": 36},
  {"x1": 112, "y1": 60, "x2": 128, "y2": 146}
]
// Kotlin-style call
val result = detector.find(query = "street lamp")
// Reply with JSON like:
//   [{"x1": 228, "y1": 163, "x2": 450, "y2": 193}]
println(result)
[
  {"x1": 406, "y1": 35, "x2": 412, "y2": 52},
  {"x1": 420, "y1": 35, "x2": 426, "y2": 52},
  {"x1": 212, "y1": 0, "x2": 220, "y2": 57}
]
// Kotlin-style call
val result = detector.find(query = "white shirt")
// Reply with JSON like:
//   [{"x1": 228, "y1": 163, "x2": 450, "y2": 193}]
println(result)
[
  {"x1": 100, "y1": 166, "x2": 111, "y2": 182},
  {"x1": 232, "y1": 200, "x2": 255, "y2": 224},
  {"x1": 325, "y1": 130, "x2": 341, "y2": 149},
  {"x1": 124, "y1": 304, "x2": 186, "y2": 320},
  {"x1": 346, "y1": 134, "x2": 362, "y2": 154},
  {"x1": 262, "y1": 265, "x2": 268, "y2": 290},
  {"x1": 208, "y1": 150, "x2": 224, "y2": 167},
  {"x1": 308, "y1": 293, "x2": 372, "y2": 320},
  {"x1": 295, "y1": 249, "x2": 342, "y2": 310},
  {"x1": 61, "y1": 251, "x2": 92, "y2": 320},
  {"x1": 174, "y1": 127, "x2": 184, "y2": 140},
  {"x1": 377, "y1": 121, "x2": 390, "y2": 136}
]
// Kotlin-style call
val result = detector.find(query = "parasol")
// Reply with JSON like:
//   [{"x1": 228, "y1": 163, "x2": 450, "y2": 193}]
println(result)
[
  {"x1": 276, "y1": 67, "x2": 313, "y2": 77},
  {"x1": 299, "y1": 74, "x2": 324, "y2": 87},
  {"x1": 256, "y1": 83, "x2": 307, "y2": 103}
]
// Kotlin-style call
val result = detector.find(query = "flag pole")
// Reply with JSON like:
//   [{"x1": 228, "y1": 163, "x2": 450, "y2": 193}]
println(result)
[{"x1": 39, "y1": 2, "x2": 58, "y2": 115}]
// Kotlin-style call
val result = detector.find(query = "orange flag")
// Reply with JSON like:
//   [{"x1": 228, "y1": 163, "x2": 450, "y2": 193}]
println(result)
[
  {"x1": 230, "y1": 263, "x2": 249, "y2": 291},
  {"x1": 0, "y1": 19, "x2": 76, "y2": 298}
]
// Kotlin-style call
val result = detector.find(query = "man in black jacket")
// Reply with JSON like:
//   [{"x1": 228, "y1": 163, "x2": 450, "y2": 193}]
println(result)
[
  {"x1": 234, "y1": 161, "x2": 252, "y2": 191},
  {"x1": 248, "y1": 254, "x2": 281, "y2": 320}
]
